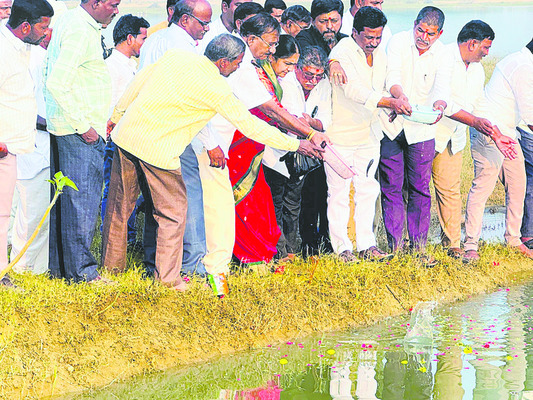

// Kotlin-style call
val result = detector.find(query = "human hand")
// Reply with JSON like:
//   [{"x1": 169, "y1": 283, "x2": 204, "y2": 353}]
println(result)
[
  {"x1": 391, "y1": 97, "x2": 412, "y2": 116},
  {"x1": 80, "y1": 127, "x2": 99, "y2": 144},
  {"x1": 106, "y1": 119, "x2": 116, "y2": 140},
  {"x1": 329, "y1": 61, "x2": 347, "y2": 85},
  {"x1": 472, "y1": 117, "x2": 493, "y2": 136},
  {"x1": 432, "y1": 101, "x2": 446, "y2": 124},
  {"x1": 297, "y1": 140, "x2": 324, "y2": 159},
  {"x1": 207, "y1": 146, "x2": 226, "y2": 169},
  {"x1": 491, "y1": 126, "x2": 518, "y2": 160},
  {"x1": 0, "y1": 142, "x2": 8, "y2": 158},
  {"x1": 310, "y1": 131, "x2": 330, "y2": 147}
]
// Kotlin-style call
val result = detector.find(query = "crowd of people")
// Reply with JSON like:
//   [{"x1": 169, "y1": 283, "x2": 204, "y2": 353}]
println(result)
[{"x1": 1, "y1": 0, "x2": 532, "y2": 298}]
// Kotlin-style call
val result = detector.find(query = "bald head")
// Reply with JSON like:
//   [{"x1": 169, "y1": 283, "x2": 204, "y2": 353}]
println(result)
[{"x1": 170, "y1": 0, "x2": 212, "y2": 40}]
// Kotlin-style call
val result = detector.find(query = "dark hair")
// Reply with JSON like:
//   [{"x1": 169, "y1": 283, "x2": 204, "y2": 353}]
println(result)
[
  {"x1": 205, "y1": 33, "x2": 246, "y2": 61},
  {"x1": 8, "y1": 0, "x2": 54, "y2": 29},
  {"x1": 234, "y1": 2, "x2": 264, "y2": 24},
  {"x1": 166, "y1": 0, "x2": 179, "y2": 16},
  {"x1": 297, "y1": 45, "x2": 328, "y2": 70},
  {"x1": 272, "y1": 34, "x2": 298, "y2": 59},
  {"x1": 415, "y1": 6, "x2": 445, "y2": 30},
  {"x1": 264, "y1": 0, "x2": 286, "y2": 14},
  {"x1": 457, "y1": 20, "x2": 495, "y2": 44},
  {"x1": 170, "y1": 0, "x2": 195, "y2": 25},
  {"x1": 527, "y1": 38, "x2": 533, "y2": 54},
  {"x1": 113, "y1": 14, "x2": 150, "y2": 46},
  {"x1": 281, "y1": 5, "x2": 311, "y2": 25},
  {"x1": 240, "y1": 12, "x2": 280, "y2": 37},
  {"x1": 353, "y1": 6, "x2": 387, "y2": 32},
  {"x1": 310, "y1": 0, "x2": 343, "y2": 20}
]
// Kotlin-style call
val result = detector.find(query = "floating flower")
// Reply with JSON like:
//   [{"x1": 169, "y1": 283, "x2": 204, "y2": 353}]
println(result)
[
  {"x1": 419, "y1": 367, "x2": 427, "y2": 373},
  {"x1": 279, "y1": 358, "x2": 288, "y2": 365},
  {"x1": 326, "y1": 349, "x2": 336, "y2": 355},
  {"x1": 506, "y1": 356, "x2": 513, "y2": 361},
  {"x1": 463, "y1": 346, "x2": 473, "y2": 354},
  {"x1": 401, "y1": 360, "x2": 408, "y2": 365}
]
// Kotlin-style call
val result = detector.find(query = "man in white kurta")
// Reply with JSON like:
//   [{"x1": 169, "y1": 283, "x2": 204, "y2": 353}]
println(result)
[
  {"x1": 327, "y1": 6, "x2": 404, "y2": 261},
  {"x1": 340, "y1": 0, "x2": 391, "y2": 48},
  {"x1": 464, "y1": 39, "x2": 533, "y2": 259},
  {"x1": 0, "y1": 0, "x2": 53, "y2": 286}
]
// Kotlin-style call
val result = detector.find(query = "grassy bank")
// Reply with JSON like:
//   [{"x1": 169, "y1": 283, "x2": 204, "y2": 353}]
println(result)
[{"x1": 1, "y1": 245, "x2": 533, "y2": 399}]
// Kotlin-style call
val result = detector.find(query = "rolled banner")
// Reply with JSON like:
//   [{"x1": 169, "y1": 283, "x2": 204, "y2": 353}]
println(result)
[{"x1": 321, "y1": 142, "x2": 357, "y2": 179}]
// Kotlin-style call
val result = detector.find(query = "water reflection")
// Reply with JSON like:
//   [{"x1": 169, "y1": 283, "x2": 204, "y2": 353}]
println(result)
[{"x1": 80, "y1": 281, "x2": 533, "y2": 400}]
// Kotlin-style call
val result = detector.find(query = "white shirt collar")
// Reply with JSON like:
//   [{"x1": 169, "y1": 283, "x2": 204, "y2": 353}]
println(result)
[
  {"x1": 167, "y1": 23, "x2": 198, "y2": 48},
  {"x1": 0, "y1": 23, "x2": 30, "y2": 52}
]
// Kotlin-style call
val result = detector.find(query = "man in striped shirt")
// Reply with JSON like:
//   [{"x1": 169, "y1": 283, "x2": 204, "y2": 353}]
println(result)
[{"x1": 102, "y1": 34, "x2": 322, "y2": 292}]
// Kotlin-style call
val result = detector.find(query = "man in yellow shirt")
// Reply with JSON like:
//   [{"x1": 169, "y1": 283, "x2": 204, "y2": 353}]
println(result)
[{"x1": 102, "y1": 34, "x2": 322, "y2": 292}]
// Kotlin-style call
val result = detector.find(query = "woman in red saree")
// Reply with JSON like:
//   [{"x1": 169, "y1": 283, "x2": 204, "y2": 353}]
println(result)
[{"x1": 228, "y1": 35, "x2": 300, "y2": 264}]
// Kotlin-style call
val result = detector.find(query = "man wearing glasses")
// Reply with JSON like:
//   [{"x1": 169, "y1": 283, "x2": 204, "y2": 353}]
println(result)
[
  {"x1": 280, "y1": 5, "x2": 311, "y2": 38},
  {"x1": 137, "y1": 0, "x2": 212, "y2": 279}
]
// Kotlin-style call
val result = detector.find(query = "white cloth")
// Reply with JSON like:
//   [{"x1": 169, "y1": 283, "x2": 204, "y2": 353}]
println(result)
[
  {"x1": 17, "y1": 46, "x2": 50, "y2": 181},
  {"x1": 198, "y1": 17, "x2": 236, "y2": 55},
  {"x1": 1, "y1": 154, "x2": 16, "y2": 269},
  {"x1": 381, "y1": 30, "x2": 452, "y2": 144},
  {"x1": 10, "y1": 166, "x2": 50, "y2": 274},
  {"x1": 262, "y1": 71, "x2": 332, "y2": 178},
  {"x1": 138, "y1": 23, "x2": 200, "y2": 70},
  {"x1": 105, "y1": 49, "x2": 137, "y2": 113},
  {"x1": 436, "y1": 43, "x2": 486, "y2": 154},
  {"x1": 480, "y1": 47, "x2": 533, "y2": 140},
  {"x1": 196, "y1": 46, "x2": 271, "y2": 156},
  {"x1": 325, "y1": 138, "x2": 380, "y2": 253},
  {"x1": 0, "y1": 23, "x2": 36, "y2": 154},
  {"x1": 327, "y1": 36, "x2": 387, "y2": 146},
  {"x1": 340, "y1": 10, "x2": 392, "y2": 48}
]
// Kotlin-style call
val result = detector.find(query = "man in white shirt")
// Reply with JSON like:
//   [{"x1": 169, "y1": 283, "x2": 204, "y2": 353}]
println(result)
[
  {"x1": 101, "y1": 14, "x2": 149, "y2": 249},
  {"x1": 379, "y1": 6, "x2": 452, "y2": 263},
  {"x1": 198, "y1": 0, "x2": 253, "y2": 54},
  {"x1": 432, "y1": 20, "x2": 517, "y2": 260},
  {"x1": 263, "y1": 45, "x2": 332, "y2": 260},
  {"x1": 340, "y1": 0, "x2": 391, "y2": 48},
  {"x1": 0, "y1": 0, "x2": 53, "y2": 287},
  {"x1": 327, "y1": 7, "x2": 407, "y2": 262},
  {"x1": 9, "y1": 0, "x2": 66, "y2": 276},
  {"x1": 139, "y1": 0, "x2": 212, "y2": 277},
  {"x1": 464, "y1": 38, "x2": 533, "y2": 260},
  {"x1": 197, "y1": 13, "x2": 329, "y2": 283}
]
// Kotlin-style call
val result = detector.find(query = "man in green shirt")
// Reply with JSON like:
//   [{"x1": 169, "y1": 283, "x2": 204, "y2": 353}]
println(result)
[{"x1": 44, "y1": 0, "x2": 120, "y2": 284}]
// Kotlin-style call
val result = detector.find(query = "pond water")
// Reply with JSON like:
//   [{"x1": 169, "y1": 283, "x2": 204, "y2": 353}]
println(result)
[{"x1": 77, "y1": 278, "x2": 533, "y2": 399}]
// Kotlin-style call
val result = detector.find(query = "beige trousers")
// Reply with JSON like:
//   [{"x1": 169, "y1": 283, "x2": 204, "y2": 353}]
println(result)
[
  {"x1": 432, "y1": 142, "x2": 463, "y2": 248},
  {"x1": 102, "y1": 147, "x2": 187, "y2": 289},
  {"x1": 197, "y1": 150, "x2": 234, "y2": 275},
  {"x1": 0, "y1": 153, "x2": 17, "y2": 270},
  {"x1": 464, "y1": 130, "x2": 526, "y2": 251}
]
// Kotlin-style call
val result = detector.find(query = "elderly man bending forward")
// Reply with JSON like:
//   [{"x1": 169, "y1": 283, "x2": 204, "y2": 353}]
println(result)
[{"x1": 102, "y1": 34, "x2": 321, "y2": 291}]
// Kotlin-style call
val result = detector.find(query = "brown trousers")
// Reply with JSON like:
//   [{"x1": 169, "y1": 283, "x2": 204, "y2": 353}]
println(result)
[{"x1": 101, "y1": 147, "x2": 187, "y2": 289}]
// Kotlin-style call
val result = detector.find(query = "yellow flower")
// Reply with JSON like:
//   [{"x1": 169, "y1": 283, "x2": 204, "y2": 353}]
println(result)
[
  {"x1": 419, "y1": 367, "x2": 427, "y2": 373},
  {"x1": 326, "y1": 349, "x2": 336, "y2": 355},
  {"x1": 401, "y1": 360, "x2": 408, "y2": 365},
  {"x1": 463, "y1": 346, "x2": 473, "y2": 354},
  {"x1": 280, "y1": 358, "x2": 288, "y2": 365}
]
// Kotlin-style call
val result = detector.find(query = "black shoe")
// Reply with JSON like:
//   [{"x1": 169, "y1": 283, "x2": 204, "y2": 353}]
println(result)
[
  {"x1": 0, "y1": 275, "x2": 15, "y2": 289},
  {"x1": 522, "y1": 239, "x2": 533, "y2": 250}
]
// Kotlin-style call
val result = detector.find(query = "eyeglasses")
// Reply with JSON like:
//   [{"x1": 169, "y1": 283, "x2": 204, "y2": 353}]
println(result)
[
  {"x1": 256, "y1": 35, "x2": 279, "y2": 49},
  {"x1": 187, "y1": 13, "x2": 210, "y2": 28},
  {"x1": 292, "y1": 20, "x2": 311, "y2": 31},
  {"x1": 299, "y1": 69, "x2": 324, "y2": 82}
]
